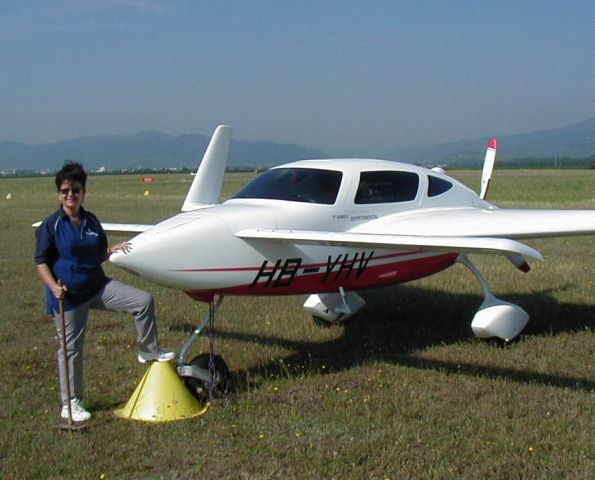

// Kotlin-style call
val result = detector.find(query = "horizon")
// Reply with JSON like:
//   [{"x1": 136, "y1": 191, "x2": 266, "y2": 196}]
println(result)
[
  {"x1": 1, "y1": 1, "x2": 593, "y2": 153},
  {"x1": 3, "y1": 115, "x2": 593, "y2": 151}
]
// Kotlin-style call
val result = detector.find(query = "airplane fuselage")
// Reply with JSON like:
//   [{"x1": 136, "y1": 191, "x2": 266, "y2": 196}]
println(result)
[
  {"x1": 104, "y1": 126, "x2": 595, "y2": 340},
  {"x1": 111, "y1": 159, "x2": 483, "y2": 302}
]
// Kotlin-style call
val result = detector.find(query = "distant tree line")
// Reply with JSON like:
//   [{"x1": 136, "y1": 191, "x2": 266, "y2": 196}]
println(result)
[
  {"x1": 443, "y1": 154, "x2": 595, "y2": 169},
  {"x1": 498, "y1": 155, "x2": 595, "y2": 169},
  {"x1": 2, "y1": 157, "x2": 594, "y2": 178},
  {"x1": 0, "y1": 165, "x2": 268, "y2": 178}
]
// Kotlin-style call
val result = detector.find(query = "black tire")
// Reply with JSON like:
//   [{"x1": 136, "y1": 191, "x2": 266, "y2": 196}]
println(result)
[{"x1": 183, "y1": 353, "x2": 231, "y2": 399}]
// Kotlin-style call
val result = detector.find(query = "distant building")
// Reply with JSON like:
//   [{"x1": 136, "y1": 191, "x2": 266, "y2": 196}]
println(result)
[{"x1": 1, "y1": 168, "x2": 38, "y2": 177}]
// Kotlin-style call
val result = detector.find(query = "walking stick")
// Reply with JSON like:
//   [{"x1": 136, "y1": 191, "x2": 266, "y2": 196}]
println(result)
[{"x1": 58, "y1": 280, "x2": 73, "y2": 430}]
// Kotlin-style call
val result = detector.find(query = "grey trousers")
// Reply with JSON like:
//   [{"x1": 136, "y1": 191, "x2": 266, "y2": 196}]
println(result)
[{"x1": 53, "y1": 280, "x2": 160, "y2": 404}]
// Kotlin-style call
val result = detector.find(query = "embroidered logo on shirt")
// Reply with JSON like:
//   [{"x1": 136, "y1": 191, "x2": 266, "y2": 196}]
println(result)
[{"x1": 85, "y1": 229, "x2": 99, "y2": 237}]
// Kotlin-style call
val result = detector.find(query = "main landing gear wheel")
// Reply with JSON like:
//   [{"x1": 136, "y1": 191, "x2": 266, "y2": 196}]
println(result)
[
  {"x1": 457, "y1": 255, "x2": 529, "y2": 341},
  {"x1": 183, "y1": 353, "x2": 231, "y2": 400}
]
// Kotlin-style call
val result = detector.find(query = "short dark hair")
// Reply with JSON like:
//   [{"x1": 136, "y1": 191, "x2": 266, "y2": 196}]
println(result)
[{"x1": 55, "y1": 162, "x2": 87, "y2": 191}]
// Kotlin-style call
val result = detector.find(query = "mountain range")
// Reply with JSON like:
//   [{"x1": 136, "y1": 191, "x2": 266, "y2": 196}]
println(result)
[
  {"x1": 385, "y1": 117, "x2": 595, "y2": 166},
  {"x1": 0, "y1": 130, "x2": 325, "y2": 172},
  {"x1": 1, "y1": 117, "x2": 593, "y2": 172}
]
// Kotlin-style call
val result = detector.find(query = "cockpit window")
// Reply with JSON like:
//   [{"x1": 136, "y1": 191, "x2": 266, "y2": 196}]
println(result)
[
  {"x1": 232, "y1": 168, "x2": 342, "y2": 205},
  {"x1": 355, "y1": 171, "x2": 419, "y2": 204},
  {"x1": 427, "y1": 175, "x2": 453, "y2": 197}
]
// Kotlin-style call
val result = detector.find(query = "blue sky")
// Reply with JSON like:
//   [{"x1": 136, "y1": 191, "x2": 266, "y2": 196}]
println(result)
[{"x1": 1, "y1": 1, "x2": 593, "y2": 153}]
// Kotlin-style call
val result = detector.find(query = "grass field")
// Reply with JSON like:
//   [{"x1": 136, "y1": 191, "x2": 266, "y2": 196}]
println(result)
[{"x1": 0, "y1": 170, "x2": 593, "y2": 479}]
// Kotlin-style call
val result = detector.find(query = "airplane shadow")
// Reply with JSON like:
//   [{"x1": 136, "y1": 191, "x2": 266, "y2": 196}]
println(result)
[{"x1": 209, "y1": 285, "x2": 594, "y2": 395}]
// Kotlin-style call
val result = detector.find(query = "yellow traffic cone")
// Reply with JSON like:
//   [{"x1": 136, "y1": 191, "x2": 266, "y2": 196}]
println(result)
[
  {"x1": 115, "y1": 362, "x2": 208, "y2": 422},
  {"x1": 143, "y1": 190, "x2": 150, "y2": 196}
]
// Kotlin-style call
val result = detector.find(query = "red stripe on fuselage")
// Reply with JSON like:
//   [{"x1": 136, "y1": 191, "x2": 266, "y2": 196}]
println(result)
[{"x1": 185, "y1": 253, "x2": 457, "y2": 302}]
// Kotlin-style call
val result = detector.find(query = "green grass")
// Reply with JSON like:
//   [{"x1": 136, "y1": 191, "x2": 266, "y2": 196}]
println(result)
[{"x1": 0, "y1": 170, "x2": 593, "y2": 479}]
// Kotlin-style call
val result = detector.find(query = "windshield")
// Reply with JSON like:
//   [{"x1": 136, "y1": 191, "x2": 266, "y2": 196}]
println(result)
[{"x1": 233, "y1": 168, "x2": 342, "y2": 205}]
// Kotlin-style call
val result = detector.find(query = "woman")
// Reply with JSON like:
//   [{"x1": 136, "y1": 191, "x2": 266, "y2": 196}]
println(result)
[{"x1": 35, "y1": 162, "x2": 174, "y2": 424}]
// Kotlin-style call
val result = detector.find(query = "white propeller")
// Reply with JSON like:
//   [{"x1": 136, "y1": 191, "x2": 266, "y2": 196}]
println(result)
[{"x1": 479, "y1": 138, "x2": 497, "y2": 200}]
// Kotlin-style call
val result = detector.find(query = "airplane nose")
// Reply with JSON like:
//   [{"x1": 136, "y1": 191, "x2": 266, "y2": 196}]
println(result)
[
  {"x1": 109, "y1": 236, "x2": 173, "y2": 283},
  {"x1": 109, "y1": 250, "x2": 127, "y2": 266},
  {"x1": 107, "y1": 213, "x2": 236, "y2": 290},
  {"x1": 110, "y1": 248, "x2": 142, "y2": 276},
  {"x1": 108, "y1": 215, "x2": 199, "y2": 279}
]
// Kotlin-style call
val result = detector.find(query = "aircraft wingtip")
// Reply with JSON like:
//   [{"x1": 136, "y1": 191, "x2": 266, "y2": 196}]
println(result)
[{"x1": 488, "y1": 138, "x2": 497, "y2": 150}]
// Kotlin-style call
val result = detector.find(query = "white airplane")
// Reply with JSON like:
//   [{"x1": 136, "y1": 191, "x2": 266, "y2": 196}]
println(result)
[{"x1": 102, "y1": 125, "x2": 593, "y2": 393}]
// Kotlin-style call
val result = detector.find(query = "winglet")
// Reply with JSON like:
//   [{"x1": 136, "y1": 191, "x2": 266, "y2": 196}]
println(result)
[
  {"x1": 507, "y1": 253, "x2": 531, "y2": 272},
  {"x1": 479, "y1": 138, "x2": 497, "y2": 200},
  {"x1": 181, "y1": 125, "x2": 232, "y2": 212}
]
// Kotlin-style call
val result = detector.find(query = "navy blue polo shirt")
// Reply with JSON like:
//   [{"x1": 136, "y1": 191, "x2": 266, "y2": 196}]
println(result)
[{"x1": 35, "y1": 206, "x2": 110, "y2": 314}]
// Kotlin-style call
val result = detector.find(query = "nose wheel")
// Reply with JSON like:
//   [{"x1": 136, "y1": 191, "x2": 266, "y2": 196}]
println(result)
[
  {"x1": 177, "y1": 296, "x2": 232, "y2": 400},
  {"x1": 182, "y1": 353, "x2": 231, "y2": 400}
]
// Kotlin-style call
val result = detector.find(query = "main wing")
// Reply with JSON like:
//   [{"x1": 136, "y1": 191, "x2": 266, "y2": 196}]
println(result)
[
  {"x1": 237, "y1": 228, "x2": 544, "y2": 259},
  {"x1": 237, "y1": 207, "x2": 595, "y2": 260},
  {"x1": 351, "y1": 208, "x2": 595, "y2": 239}
]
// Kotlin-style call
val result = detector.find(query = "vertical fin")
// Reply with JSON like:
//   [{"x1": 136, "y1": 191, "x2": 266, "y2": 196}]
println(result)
[
  {"x1": 479, "y1": 138, "x2": 497, "y2": 200},
  {"x1": 181, "y1": 125, "x2": 233, "y2": 211}
]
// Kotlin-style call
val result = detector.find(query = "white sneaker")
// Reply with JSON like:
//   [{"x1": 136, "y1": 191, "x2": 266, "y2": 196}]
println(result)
[
  {"x1": 61, "y1": 397, "x2": 91, "y2": 422},
  {"x1": 138, "y1": 348, "x2": 175, "y2": 364}
]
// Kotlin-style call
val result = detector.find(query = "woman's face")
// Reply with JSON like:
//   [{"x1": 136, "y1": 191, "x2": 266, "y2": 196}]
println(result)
[{"x1": 58, "y1": 180, "x2": 85, "y2": 211}]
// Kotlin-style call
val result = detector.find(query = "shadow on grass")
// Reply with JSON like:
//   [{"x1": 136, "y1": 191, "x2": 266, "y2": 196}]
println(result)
[{"x1": 210, "y1": 285, "x2": 594, "y2": 394}]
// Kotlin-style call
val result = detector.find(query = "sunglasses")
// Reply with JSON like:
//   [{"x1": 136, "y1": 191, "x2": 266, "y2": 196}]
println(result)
[{"x1": 60, "y1": 187, "x2": 82, "y2": 196}]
